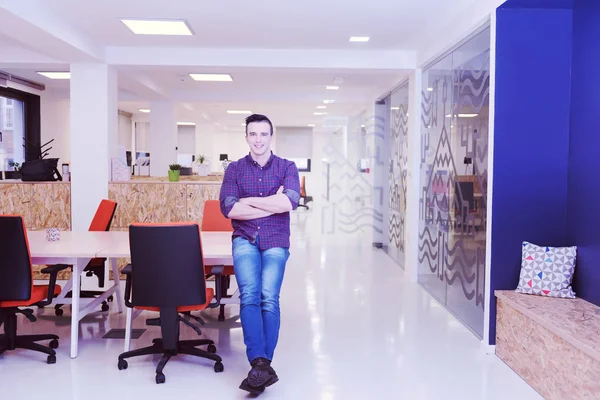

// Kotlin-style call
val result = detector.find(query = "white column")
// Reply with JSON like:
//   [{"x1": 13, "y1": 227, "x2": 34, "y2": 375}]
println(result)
[
  {"x1": 148, "y1": 101, "x2": 177, "y2": 177},
  {"x1": 404, "y1": 69, "x2": 423, "y2": 282},
  {"x1": 70, "y1": 63, "x2": 117, "y2": 232}
]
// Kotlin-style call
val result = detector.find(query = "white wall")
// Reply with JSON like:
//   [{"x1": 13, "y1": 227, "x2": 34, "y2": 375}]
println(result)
[
  {"x1": 118, "y1": 112, "x2": 132, "y2": 151},
  {"x1": 177, "y1": 125, "x2": 196, "y2": 154},
  {"x1": 41, "y1": 95, "x2": 70, "y2": 163}
]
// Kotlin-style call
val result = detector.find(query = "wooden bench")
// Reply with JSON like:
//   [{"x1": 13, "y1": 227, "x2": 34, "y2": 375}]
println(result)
[{"x1": 495, "y1": 290, "x2": 600, "y2": 400}]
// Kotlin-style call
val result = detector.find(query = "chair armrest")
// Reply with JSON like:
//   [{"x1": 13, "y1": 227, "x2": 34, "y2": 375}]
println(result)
[
  {"x1": 40, "y1": 264, "x2": 70, "y2": 275},
  {"x1": 207, "y1": 265, "x2": 224, "y2": 309},
  {"x1": 36, "y1": 265, "x2": 64, "y2": 307},
  {"x1": 122, "y1": 264, "x2": 134, "y2": 308}
]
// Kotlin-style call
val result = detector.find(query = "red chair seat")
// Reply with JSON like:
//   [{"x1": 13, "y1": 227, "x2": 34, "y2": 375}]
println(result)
[
  {"x1": 134, "y1": 288, "x2": 215, "y2": 313},
  {"x1": 0, "y1": 285, "x2": 62, "y2": 308}
]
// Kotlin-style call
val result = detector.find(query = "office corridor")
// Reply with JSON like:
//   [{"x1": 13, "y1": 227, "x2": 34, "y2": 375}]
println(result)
[{"x1": 0, "y1": 209, "x2": 541, "y2": 400}]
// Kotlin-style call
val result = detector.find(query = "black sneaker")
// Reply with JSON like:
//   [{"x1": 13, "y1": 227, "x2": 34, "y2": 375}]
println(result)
[{"x1": 247, "y1": 357, "x2": 279, "y2": 388}]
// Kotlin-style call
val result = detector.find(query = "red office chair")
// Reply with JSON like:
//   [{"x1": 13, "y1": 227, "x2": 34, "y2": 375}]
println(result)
[
  {"x1": 0, "y1": 215, "x2": 63, "y2": 363},
  {"x1": 201, "y1": 200, "x2": 234, "y2": 322},
  {"x1": 118, "y1": 222, "x2": 224, "y2": 384},
  {"x1": 52, "y1": 199, "x2": 117, "y2": 316}
]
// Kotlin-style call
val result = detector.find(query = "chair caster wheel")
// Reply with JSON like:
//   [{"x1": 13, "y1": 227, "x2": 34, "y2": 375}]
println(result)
[
  {"x1": 118, "y1": 359, "x2": 128, "y2": 370},
  {"x1": 101, "y1": 302, "x2": 109, "y2": 312},
  {"x1": 55, "y1": 308, "x2": 64, "y2": 316},
  {"x1": 49, "y1": 339, "x2": 59, "y2": 349},
  {"x1": 214, "y1": 361, "x2": 224, "y2": 373},
  {"x1": 218, "y1": 314, "x2": 225, "y2": 322},
  {"x1": 156, "y1": 373, "x2": 166, "y2": 384},
  {"x1": 47, "y1": 354, "x2": 56, "y2": 364},
  {"x1": 207, "y1": 344, "x2": 217, "y2": 353},
  {"x1": 108, "y1": 295, "x2": 114, "y2": 302}
]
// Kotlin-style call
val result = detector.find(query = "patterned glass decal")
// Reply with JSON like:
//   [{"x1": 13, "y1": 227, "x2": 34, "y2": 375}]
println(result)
[
  {"x1": 388, "y1": 84, "x2": 409, "y2": 267},
  {"x1": 418, "y1": 27, "x2": 490, "y2": 338}
]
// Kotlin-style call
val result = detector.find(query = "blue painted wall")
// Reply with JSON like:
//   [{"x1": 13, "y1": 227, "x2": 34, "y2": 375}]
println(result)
[
  {"x1": 490, "y1": 7, "x2": 573, "y2": 344},
  {"x1": 567, "y1": 0, "x2": 600, "y2": 306}
]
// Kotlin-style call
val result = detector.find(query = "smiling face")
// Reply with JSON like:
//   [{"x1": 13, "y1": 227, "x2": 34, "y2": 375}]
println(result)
[{"x1": 246, "y1": 121, "x2": 273, "y2": 159}]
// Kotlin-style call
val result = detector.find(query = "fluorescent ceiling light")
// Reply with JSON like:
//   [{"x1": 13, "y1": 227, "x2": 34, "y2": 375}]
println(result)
[
  {"x1": 323, "y1": 100, "x2": 335, "y2": 104},
  {"x1": 350, "y1": 36, "x2": 370, "y2": 42},
  {"x1": 177, "y1": 122, "x2": 196, "y2": 126},
  {"x1": 314, "y1": 112, "x2": 328, "y2": 116},
  {"x1": 326, "y1": 86, "x2": 339, "y2": 90},
  {"x1": 308, "y1": 124, "x2": 315, "y2": 127},
  {"x1": 121, "y1": 18, "x2": 193, "y2": 35},
  {"x1": 317, "y1": 105, "x2": 327, "y2": 109},
  {"x1": 37, "y1": 71, "x2": 70, "y2": 79},
  {"x1": 189, "y1": 73, "x2": 232, "y2": 82},
  {"x1": 139, "y1": 109, "x2": 150, "y2": 113},
  {"x1": 445, "y1": 113, "x2": 478, "y2": 118},
  {"x1": 227, "y1": 110, "x2": 252, "y2": 115}
]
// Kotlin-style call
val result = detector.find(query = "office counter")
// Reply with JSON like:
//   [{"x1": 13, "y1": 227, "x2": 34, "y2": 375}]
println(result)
[{"x1": 0, "y1": 179, "x2": 223, "y2": 279}]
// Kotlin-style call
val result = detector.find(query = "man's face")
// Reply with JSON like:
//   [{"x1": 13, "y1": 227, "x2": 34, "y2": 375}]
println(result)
[{"x1": 246, "y1": 121, "x2": 273, "y2": 158}]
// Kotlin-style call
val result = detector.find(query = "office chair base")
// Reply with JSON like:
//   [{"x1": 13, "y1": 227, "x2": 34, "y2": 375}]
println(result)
[
  {"x1": 0, "y1": 314, "x2": 59, "y2": 364},
  {"x1": 117, "y1": 337, "x2": 224, "y2": 384}
]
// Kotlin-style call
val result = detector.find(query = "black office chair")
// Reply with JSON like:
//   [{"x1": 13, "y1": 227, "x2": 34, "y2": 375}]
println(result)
[
  {"x1": 0, "y1": 215, "x2": 62, "y2": 364},
  {"x1": 117, "y1": 222, "x2": 225, "y2": 384}
]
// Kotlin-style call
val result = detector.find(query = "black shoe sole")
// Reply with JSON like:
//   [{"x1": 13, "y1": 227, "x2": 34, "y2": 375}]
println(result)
[{"x1": 239, "y1": 375, "x2": 279, "y2": 395}]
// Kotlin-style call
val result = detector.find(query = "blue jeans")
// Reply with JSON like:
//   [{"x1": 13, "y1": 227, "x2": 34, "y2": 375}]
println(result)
[{"x1": 232, "y1": 236, "x2": 289, "y2": 363}]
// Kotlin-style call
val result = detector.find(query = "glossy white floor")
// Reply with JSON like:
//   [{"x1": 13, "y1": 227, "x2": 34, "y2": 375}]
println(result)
[{"x1": 1, "y1": 209, "x2": 541, "y2": 400}]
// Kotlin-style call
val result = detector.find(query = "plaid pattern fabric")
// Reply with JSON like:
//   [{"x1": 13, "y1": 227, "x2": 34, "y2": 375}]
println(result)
[
  {"x1": 515, "y1": 241, "x2": 577, "y2": 298},
  {"x1": 219, "y1": 153, "x2": 300, "y2": 250}
]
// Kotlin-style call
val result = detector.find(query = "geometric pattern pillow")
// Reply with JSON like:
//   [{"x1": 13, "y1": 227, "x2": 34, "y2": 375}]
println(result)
[{"x1": 515, "y1": 241, "x2": 577, "y2": 299}]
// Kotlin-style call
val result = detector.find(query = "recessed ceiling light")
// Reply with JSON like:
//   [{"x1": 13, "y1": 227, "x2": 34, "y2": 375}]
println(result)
[
  {"x1": 349, "y1": 36, "x2": 370, "y2": 42},
  {"x1": 121, "y1": 18, "x2": 193, "y2": 35},
  {"x1": 227, "y1": 110, "x2": 252, "y2": 115},
  {"x1": 323, "y1": 100, "x2": 335, "y2": 104},
  {"x1": 37, "y1": 71, "x2": 70, "y2": 79},
  {"x1": 308, "y1": 124, "x2": 315, "y2": 127},
  {"x1": 189, "y1": 73, "x2": 233, "y2": 82},
  {"x1": 139, "y1": 109, "x2": 150, "y2": 113},
  {"x1": 391, "y1": 107, "x2": 400, "y2": 110},
  {"x1": 326, "y1": 86, "x2": 339, "y2": 90},
  {"x1": 427, "y1": 87, "x2": 434, "y2": 92},
  {"x1": 317, "y1": 105, "x2": 327, "y2": 109},
  {"x1": 314, "y1": 112, "x2": 328, "y2": 116},
  {"x1": 177, "y1": 122, "x2": 196, "y2": 126}
]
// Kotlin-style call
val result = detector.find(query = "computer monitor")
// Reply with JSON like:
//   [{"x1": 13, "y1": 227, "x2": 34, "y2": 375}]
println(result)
[{"x1": 219, "y1": 154, "x2": 228, "y2": 161}]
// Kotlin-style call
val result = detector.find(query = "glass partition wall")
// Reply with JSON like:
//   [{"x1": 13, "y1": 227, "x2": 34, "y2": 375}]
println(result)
[{"x1": 418, "y1": 26, "x2": 490, "y2": 338}]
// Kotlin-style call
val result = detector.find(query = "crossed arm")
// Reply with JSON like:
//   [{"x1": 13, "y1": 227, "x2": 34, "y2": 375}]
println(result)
[{"x1": 228, "y1": 187, "x2": 292, "y2": 220}]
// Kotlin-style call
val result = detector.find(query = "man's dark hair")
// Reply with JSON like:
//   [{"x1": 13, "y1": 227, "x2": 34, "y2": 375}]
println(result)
[{"x1": 245, "y1": 114, "x2": 273, "y2": 136}]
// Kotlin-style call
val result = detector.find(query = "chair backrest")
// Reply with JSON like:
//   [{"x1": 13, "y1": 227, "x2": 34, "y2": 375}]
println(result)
[
  {"x1": 129, "y1": 223, "x2": 208, "y2": 308},
  {"x1": 0, "y1": 215, "x2": 32, "y2": 302},
  {"x1": 300, "y1": 176, "x2": 307, "y2": 197},
  {"x1": 201, "y1": 200, "x2": 233, "y2": 232},
  {"x1": 89, "y1": 199, "x2": 117, "y2": 232}
]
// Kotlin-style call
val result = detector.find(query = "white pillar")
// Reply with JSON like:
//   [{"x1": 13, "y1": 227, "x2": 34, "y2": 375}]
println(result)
[
  {"x1": 148, "y1": 101, "x2": 177, "y2": 177},
  {"x1": 70, "y1": 63, "x2": 117, "y2": 232},
  {"x1": 404, "y1": 69, "x2": 423, "y2": 282}
]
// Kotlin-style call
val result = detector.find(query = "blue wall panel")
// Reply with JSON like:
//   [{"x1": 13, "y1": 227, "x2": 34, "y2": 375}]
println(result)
[{"x1": 490, "y1": 8, "x2": 573, "y2": 344}]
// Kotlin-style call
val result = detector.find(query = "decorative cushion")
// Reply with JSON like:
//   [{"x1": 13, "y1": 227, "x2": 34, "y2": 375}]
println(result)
[{"x1": 516, "y1": 241, "x2": 577, "y2": 298}]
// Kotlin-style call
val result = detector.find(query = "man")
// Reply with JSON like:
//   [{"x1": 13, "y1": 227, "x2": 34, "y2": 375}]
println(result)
[{"x1": 219, "y1": 113, "x2": 300, "y2": 394}]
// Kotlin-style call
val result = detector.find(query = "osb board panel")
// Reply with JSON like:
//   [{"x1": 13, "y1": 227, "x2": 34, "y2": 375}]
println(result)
[
  {"x1": 186, "y1": 184, "x2": 221, "y2": 226},
  {"x1": 495, "y1": 290, "x2": 600, "y2": 360},
  {"x1": 109, "y1": 183, "x2": 187, "y2": 228},
  {"x1": 31, "y1": 183, "x2": 71, "y2": 230},
  {"x1": 496, "y1": 298, "x2": 600, "y2": 400},
  {"x1": 0, "y1": 183, "x2": 33, "y2": 226}
]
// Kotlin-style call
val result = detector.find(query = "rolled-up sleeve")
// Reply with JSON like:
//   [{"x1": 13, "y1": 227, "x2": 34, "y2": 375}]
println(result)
[
  {"x1": 219, "y1": 162, "x2": 239, "y2": 218},
  {"x1": 282, "y1": 162, "x2": 301, "y2": 210}
]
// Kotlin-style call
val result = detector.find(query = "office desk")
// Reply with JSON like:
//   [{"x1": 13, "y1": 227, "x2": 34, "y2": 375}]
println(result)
[{"x1": 27, "y1": 231, "x2": 125, "y2": 359}]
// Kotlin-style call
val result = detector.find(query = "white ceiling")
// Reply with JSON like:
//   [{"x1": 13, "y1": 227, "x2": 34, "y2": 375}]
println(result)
[{"x1": 0, "y1": 0, "x2": 499, "y2": 128}]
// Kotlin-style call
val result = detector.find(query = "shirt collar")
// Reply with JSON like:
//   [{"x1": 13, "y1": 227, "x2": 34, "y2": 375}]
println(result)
[{"x1": 246, "y1": 151, "x2": 275, "y2": 168}]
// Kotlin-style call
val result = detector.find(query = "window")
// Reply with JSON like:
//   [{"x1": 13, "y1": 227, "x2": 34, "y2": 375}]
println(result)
[{"x1": 0, "y1": 95, "x2": 25, "y2": 167}]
